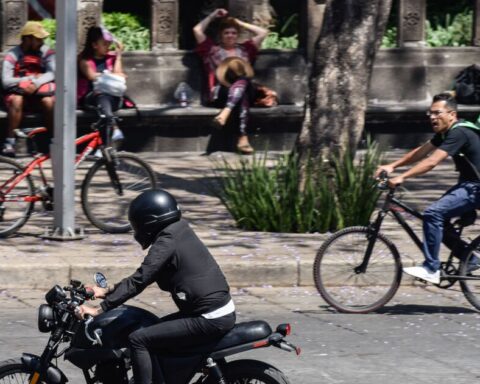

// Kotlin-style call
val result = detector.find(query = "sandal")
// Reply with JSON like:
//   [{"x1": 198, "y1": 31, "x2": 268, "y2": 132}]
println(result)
[{"x1": 236, "y1": 143, "x2": 254, "y2": 155}]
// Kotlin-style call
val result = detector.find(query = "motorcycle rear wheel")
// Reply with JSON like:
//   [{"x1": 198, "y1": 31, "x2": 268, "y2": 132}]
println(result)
[
  {"x1": 0, "y1": 358, "x2": 44, "y2": 383},
  {"x1": 204, "y1": 359, "x2": 291, "y2": 384}
]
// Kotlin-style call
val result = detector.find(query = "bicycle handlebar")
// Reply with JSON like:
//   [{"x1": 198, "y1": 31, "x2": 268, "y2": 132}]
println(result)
[{"x1": 376, "y1": 170, "x2": 390, "y2": 191}]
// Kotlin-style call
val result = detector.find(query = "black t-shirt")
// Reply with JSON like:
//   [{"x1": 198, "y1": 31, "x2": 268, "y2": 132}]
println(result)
[{"x1": 430, "y1": 122, "x2": 480, "y2": 181}]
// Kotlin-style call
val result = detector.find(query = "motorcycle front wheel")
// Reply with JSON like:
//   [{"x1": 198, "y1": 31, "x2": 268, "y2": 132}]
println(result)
[
  {"x1": 204, "y1": 359, "x2": 291, "y2": 384},
  {"x1": 0, "y1": 358, "x2": 43, "y2": 383}
]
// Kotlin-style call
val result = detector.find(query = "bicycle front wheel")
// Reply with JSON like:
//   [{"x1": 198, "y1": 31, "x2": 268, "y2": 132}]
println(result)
[
  {"x1": 81, "y1": 152, "x2": 157, "y2": 233},
  {"x1": 459, "y1": 236, "x2": 480, "y2": 311},
  {"x1": 0, "y1": 156, "x2": 35, "y2": 237},
  {"x1": 314, "y1": 226, "x2": 402, "y2": 313}
]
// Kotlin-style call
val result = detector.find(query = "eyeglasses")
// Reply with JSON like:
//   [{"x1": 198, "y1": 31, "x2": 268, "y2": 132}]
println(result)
[{"x1": 426, "y1": 110, "x2": 452, "y2": 117}]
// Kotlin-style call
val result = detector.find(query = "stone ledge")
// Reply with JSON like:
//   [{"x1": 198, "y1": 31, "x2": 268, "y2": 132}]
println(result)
[{"x1": 0, "y1": 104, "x2": 304, "y2": 120}]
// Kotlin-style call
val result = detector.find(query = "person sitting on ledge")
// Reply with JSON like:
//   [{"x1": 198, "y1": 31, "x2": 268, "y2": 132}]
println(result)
[
  {"x1": 1, "y1": 21, "x2": 55, "y2": 157},
  {"x1": 193, "y1": 8, "x2": 268, "y2": 155}
]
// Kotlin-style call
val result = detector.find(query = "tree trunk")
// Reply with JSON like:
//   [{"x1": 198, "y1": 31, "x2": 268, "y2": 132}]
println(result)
[{"x1": 295, "y1": 0, "x2": 392, "y2": 173}]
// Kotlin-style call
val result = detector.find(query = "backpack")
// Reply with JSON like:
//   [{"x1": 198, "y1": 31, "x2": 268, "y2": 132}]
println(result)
[
  {"x1": 453, "y1": 65, "x2": 480, "y2": 104},
  {"x1": 450, "y1": 120, "x2": 480, "y2": 180}
]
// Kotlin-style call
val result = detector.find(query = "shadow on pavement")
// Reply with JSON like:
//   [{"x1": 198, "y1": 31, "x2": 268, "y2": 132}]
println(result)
[{"x1": 297, "y1": 303, "x2": 477, "y2": 315}]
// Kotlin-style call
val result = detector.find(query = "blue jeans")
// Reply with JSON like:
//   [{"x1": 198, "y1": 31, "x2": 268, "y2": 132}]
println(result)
[{"x1": 422, "y1": 181, "x2": 480, "y2": 272}]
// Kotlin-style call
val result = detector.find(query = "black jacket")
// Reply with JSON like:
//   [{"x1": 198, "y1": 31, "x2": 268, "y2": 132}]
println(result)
[{"x1": 100, "y1": 219, "x2": 231, "y2": 315}]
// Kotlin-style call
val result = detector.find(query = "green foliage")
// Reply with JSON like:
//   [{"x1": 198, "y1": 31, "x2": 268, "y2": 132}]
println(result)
[
  {"x1": 262, "y1": 32, "x2": 299, "y2": 49},
  {"x1": 213, "y1": 141, "x2": 383, "y2": 233},
  {"x1": 426, "y1": 9, "x2": 472, "y2": 47},
  {"x1": 381, "y1": 26, "x2": 397, "y2": 48},
  {"x1": 261, "y1": 13, "x2": 299, "y2": 50},
  {"x1": 40, "y1": 19, "x2": 56, "y2": 49},
  {"x1": 333, "y1": 140, "x2": 382, "y2": 228},
  {"x1": 381, "y1": 8, "x2": 473, "y2": 48},
  {"x1": 39, "y1": 13, "x2": 150, "y2": 51},
  {"x1": 102, "y1": 12, "x2": 150, "y2": 51}
]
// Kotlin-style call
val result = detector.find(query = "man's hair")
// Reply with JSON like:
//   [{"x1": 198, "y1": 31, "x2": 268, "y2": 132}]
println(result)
[
  {"x1": 432, "y1": 92, "x2": 458, "y2": 111},
  {"x1": 218, "y1": 17, "x2": 240, "y2": 33}
]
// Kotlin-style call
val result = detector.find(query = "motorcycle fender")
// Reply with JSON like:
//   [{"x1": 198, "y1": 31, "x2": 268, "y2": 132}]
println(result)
[{"x1": 21, "y1": 353, "x2": 68, "y2": 384}]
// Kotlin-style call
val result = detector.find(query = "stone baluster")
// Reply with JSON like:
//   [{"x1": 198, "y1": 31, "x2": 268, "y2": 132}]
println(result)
[
  {"x1": 151, "y1": 0, "x2": 179, "y2": 50},
  {"x1": 397, "y1": 0, "x2": 426, "y2": 47},
  {"x1": 0, "y1": 0, "x2": 27, "y2": 51},
  {"x1": 78, "y1": 0, "x2": 103, "y2": 51},
  {"x1": 473, "y1": 0, "x2": 480, "y2": 46}
]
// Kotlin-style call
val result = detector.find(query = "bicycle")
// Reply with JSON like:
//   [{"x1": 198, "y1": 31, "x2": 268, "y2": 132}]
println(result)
[
  {"x1": 313, "y1": 172, "x2": 480, "y2": 314},
  {"x1": 0, "y1": 114, "x2": 157, "y2": 237}
]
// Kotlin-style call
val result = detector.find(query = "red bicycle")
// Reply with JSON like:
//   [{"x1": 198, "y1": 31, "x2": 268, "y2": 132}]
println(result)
[{"x1": 0, "y1": 116, "x2": 157, "y2": 237}]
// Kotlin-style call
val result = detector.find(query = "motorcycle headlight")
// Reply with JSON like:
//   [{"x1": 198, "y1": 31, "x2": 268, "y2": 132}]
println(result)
[
  {"x1": 45, "y1": 285, "x2": 66, "y2": 306},
  {"x1": 38, "y1": 304, "x2": 55, "y2": 333}
]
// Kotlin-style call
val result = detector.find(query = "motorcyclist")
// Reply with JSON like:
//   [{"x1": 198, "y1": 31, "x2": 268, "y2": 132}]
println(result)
[{"x1": 76, "y1": 189, "x2": 236, "y2": 384}]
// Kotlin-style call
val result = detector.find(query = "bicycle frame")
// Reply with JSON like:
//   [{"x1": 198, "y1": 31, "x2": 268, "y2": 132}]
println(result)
[
  {"x1": 0, "y1": 129, "x2": 103, "y2": 204},
  {"x1": 361, "y1": 187, "x2": 479, "y2": 282}
]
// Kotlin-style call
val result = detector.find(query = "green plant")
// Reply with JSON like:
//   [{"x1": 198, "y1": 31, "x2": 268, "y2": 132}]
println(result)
[
  {"x1": 382, "y1": 7, "x2": 473, "y2": 48},
  {"x1": 333, "y1": 140, "x2": 383, "y2": 228},
  {"x1": 102, "y1": 12, "x2": 150, "y2": 51},
  {"x1": 40, "y1": 19, "x2": 56, "y2": 49},
  {"x1": 381, "y1": 26, "x2": 397, "y2": 48},
  {"x1": 213, "y1": 140, "x2": 383, "y2": 233},
  {"x1": 262, "y1": 13, "x2": 299, "y2": 50},
  {"x1": 426, "y1": 9, "x2": 472, "y2": 47},
  {"x1": 39, "y1": 12, "x2": 150, "y2": 51},
  {"x1": 213, "y1": 152, "x2": 336, "y2": 233}
]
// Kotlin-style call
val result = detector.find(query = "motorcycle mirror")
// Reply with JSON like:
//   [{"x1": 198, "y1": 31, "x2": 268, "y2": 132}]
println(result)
[{"x1": 93, "y1": 272, "x2": 108, "y2": 288}]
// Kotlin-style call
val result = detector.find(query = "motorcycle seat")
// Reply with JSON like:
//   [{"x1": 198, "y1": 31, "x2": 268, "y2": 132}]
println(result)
[
  {"x1": 213, "y1": 320, "x2": 272, "y2": 351},
  {"x1": 177, "y1": 320, "x2": 273, "y2": 356}
]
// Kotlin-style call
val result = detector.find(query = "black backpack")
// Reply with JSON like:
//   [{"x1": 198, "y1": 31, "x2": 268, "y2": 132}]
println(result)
[{"x1": 454, "y1": 64, "x2": 480, "y2": 104}]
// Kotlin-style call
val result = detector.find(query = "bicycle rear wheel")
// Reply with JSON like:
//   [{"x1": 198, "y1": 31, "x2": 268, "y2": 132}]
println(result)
[
  {"x1": 81, "y1": 152, "x2": 157, "y2": 233},
  {"x1": 459, "y1": 236, "x2": 480, "y2": 311},
  {"x1": 0, "y1": 156, "x2": 35, "y2": 237},
  {"x1": 314, "y1": 226, "x2": 402, "y2": 313}
]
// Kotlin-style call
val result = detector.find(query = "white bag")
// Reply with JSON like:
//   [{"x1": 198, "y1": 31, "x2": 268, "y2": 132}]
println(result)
[{"x1": 93, "y1": 71, "x2": 127, "y2": 97}]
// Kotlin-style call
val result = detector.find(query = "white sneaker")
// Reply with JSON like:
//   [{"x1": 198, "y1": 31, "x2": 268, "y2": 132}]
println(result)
[
  {"x1": 2, "y1": 143, "x2": 16, "y2": 158},
  {"x1": 93, "y1": 149, "x2": 103, "y2": 159},
  {"x1": 112, "y1": 128, "x2": 124, "y2": 142},
  {"x1": 403, "y1": 265, "x2": 440, "y2": 284}
]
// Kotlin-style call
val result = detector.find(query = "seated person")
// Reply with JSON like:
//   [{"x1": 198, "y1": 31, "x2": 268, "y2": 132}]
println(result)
[
  {"x1": 193, "y1": 8, "x2": 268, "y2": 154},
  {"x1": 1, "y1": 21, "x2": 55, "y2": 157},
  {"x1": 77, "y1": 26, "x2": 125, "y2": 145}
]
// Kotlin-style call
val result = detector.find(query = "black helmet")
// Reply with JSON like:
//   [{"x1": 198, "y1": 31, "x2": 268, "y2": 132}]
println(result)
[{"x1": 128, "y1": 189, "x2": 181, "y2": 249}]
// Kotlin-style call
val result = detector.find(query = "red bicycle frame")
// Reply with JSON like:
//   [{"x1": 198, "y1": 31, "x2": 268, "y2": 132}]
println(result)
[{"x1": 0, "y1": 128, "x2": 104, "y2": 204}]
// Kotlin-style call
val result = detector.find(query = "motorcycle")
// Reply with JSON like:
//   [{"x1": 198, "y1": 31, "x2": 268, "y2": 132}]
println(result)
[{"x1": 0, "y1": 273, "x2": 300, "y2": 384}]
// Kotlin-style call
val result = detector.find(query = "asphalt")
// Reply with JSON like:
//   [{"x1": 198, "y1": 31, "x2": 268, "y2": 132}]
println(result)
[{"x1": 0, "y1": 150, "x2": 478, "y2": 291}]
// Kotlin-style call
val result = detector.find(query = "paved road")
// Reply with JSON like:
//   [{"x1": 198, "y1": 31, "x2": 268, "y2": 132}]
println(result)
[{"x1": 1, "y1": 286, "x2": 480, "y2": 384}]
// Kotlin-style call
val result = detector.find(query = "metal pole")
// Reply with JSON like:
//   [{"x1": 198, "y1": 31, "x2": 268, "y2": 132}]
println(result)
[{"x1": 43, "y1": 0, "x2": 84, "y2": 240}]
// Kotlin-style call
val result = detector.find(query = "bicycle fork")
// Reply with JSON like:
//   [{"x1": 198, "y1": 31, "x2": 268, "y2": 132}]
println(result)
[
  {"x1": 355, "y1": 211, "x2": 385, "y2": 274},
  {"x1": 355, "y1": 189, "x2": 395, "y2": 274}
]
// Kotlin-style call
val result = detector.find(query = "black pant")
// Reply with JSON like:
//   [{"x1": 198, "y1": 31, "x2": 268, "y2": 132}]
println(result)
[
  {"x1": 83, "y1": 92, "x2": 121, "y2": 145},
  {"x1": 128, "y1": 311, "x2": 235, "y2": 384}
]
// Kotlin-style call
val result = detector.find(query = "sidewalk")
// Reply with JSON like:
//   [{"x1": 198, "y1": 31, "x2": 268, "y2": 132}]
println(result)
[{"x1": 0, "y1": 150, "x2": 475, "y2": 289}]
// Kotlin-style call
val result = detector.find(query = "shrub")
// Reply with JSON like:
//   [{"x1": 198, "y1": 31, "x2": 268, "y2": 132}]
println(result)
[
  {"x1": 213, "y1": 141, "x2": 383, "y2": 233},
  {"x1": 381, "y1": 7, "x2": 473, "y2": 48},
  {"x1": 40, "y1": 12, "x2": 150, "y2": 51},
  {"x1": 333, "y1": 140, "x2": 382, "y2": 228},
  {"x1": 262, "y1": 13, "x2": 299, "y2": 50},
  {"x1": 102, "y1": 12, "x2": 150, "y2": 51}
]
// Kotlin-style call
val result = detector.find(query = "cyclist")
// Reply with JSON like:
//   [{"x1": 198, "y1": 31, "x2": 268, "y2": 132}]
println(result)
[
  {"x1": 376, "y1": 92, "x2": 480, "y2": 284},
  {"x1": 76, "y1": 189, "x2": 235, "y2": 384}
]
